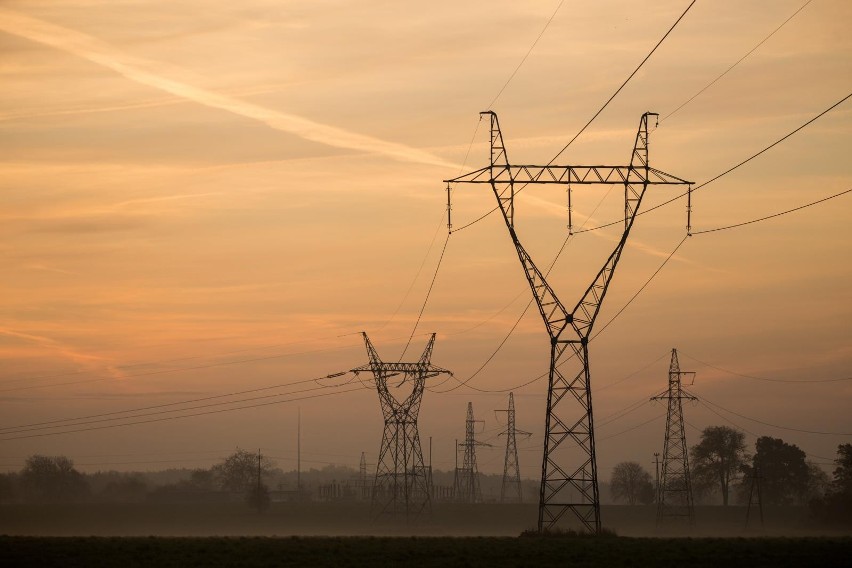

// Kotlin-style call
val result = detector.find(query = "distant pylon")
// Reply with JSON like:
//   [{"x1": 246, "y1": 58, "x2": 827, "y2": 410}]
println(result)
[
  {"x1": 651, "y1": 348, "x2": 696, "y2": 527},
  {"x1": 744, "y1": 464, "x2": 764, "y2": 530},
  {"x1": 454, "y1": 402, "x2": 490, "y2": 503},
  {"x1": 359, "y1": 451, "x2": 369, "y2": 501},
  {"x1": 497, "y1": 392, "x2": 531, "y2": 503},
  {"x1": 351, "y1": 332, "x2": 452, "y2": 521}
]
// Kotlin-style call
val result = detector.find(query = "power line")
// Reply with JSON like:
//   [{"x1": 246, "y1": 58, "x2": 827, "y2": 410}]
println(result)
[
  {"x1": 0, "y1": 385, "x2": 366, "y2": 441},
  {"x1": 399, "y1": 233, "x2": 451, "y2": 360},
  {"x1": 590, "y1": 235, "x2": 687, "y2": 340},
  {"x1": 433, "y1": 234, "x2": 688, "y2": 394},
  {"x1": 378, "y1": 211, "x2": 447, "y2": 331},
  {"x1": 691, "y1": 187, "x2": 852, "y2": 235},
  {"x1": 451, "y1": 1, "x2": 695, "y2": 234},
  {"x1": 680, "y1": 351, "x2": 852, "y2": 384},
  {"x1": 0, "y1": 341, "x2": 362, "y2": 393},
  {"x1": 550, "y1": 0, "x2": 695, "y2": 162},
  {"x1": 0, "y1": 381, "x2": 355, "y2": 436},
  {"x1": 574, "y1": 91, "x2": 852, "y2": 234},
  {"x1": 691, "y1": 392, "x2": 852, "y2": 436},
  {"x1": 0, "y1": 331, "x2": 362, "y2": 388},
  {"x1": 597, "y1": 350, "x2": 670, "y2": 392},
  {"x1": 662, "y1": 0, "x2": 815, "y2": 122},
  {"x1": 0, "y1": 371, "x2": 352, "y2": 434},
  {"x1": 487, "y1": 0, "x2": 567, "y2": 109},
  {"x1": 598, "y1": 413, "x2": 665, "y2": 441}
]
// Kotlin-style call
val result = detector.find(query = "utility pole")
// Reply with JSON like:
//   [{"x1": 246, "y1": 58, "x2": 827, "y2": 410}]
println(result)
[
  {"x1": 651, "y1": 349, "x2": 696, "y2": 527},
  {"x1": 446, "y1": 111, "x2": 691, "y2": 533},
  {"x1": 454, "y1": 402, "x2": 490, "y2": 503},
  {"x1": 653, "y1": 452, "x2": 661, "y2": 505},
  {"x1": 359, "y1": 451, "x2": 368, "y2": 501},
  {"x1": 745, "y1": 464, "x2": 764, "y2": 530},
  {"x1": 496, "y1": 392, "x2": 531, "y2": 503},
  {"x1": 351, "y1": 332, "x2": 452, "y2": 521}
]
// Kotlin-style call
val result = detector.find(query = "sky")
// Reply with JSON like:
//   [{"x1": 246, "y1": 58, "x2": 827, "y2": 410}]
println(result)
[{"x1": 0, "y1": 0, "x2": 850, "y2": 487}]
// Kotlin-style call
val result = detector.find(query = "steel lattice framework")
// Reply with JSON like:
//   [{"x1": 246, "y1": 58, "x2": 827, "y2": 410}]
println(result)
[
  {"x1": 351, "y1": 332, "x2": 451, "y2": 521},
  {"x1": 651, "y1": 348, "x2": 696, "y2": 527},
  {"x1": 498, "y1": 392, "x2": 531, "y2": 503},
  {"x1": 454, "y1": 402, "x2": 488, "y2": 503},
  {"x1": 446, "y1": 111, "x2": 691, "y2": 533}
]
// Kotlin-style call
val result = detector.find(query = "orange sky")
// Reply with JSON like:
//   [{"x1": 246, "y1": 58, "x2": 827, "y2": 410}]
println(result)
[{"x1": 0, "y1": 0, "x2": 850, "y2": 485}]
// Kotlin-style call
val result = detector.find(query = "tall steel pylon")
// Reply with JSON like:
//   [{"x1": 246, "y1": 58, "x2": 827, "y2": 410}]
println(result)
[
  {"x1": 497, "y1": 392, "x2": 531, "y2": 503},
  {"x1": 454, "y1": 402, "x2": 489, "y2": 503},
  {"x1": 651, "y1": 348, "x2": 696, "y2": 527},
  {"x1": 446, "y1": 111, "x2": 692, "y2": 533},
  {"x1": 351, "y1": 332, "x2": 451, "y2": 521}
]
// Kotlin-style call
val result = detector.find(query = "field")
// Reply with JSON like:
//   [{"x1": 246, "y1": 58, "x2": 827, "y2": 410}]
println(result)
[
  {"x1": 2, "y1": 535, "x2": 852, "y2": 567},
  {"x1": 1, "y1": 501, "x2": 849, "y2": 537},
  {"x1": 2, "y1": 502, "x2": 851, "y2": 566}
]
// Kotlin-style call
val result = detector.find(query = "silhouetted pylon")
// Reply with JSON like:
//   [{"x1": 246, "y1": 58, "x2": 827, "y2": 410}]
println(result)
[
  {"x1": 351, "y1": 332, "x2": 451, "y2": 521},
  {"x1": 453, "y1": 402, "x2": 490, "y2": 503},
  {"x1": 497, "y1": 392, "x2": 531, "y2": 503},
  {"x1": 651, "y1": 348, "x2": 696, "y2": 527}
]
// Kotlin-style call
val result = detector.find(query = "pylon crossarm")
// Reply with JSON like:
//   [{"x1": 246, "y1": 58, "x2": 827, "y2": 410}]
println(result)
[{"x1": 445, "y1": 165, "x2": 691, "y2": 186}]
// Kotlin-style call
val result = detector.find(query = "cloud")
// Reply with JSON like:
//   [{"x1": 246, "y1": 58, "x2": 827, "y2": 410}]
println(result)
[{"x1": 0, "y1": 9, "x2": 461, "y2": 170}]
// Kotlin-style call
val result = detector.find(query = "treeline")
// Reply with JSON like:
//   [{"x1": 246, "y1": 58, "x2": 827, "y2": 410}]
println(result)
[
  {"x1": 607, "y1": 426, "x2": 851, "y2": 524},
  {"x1": 0, "y1": 448, "x2": 538, "y2": 507}
]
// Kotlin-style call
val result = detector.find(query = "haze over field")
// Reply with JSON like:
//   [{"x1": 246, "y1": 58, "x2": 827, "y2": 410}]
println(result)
[{"x1": 0, "y1": 0, "x2": 850, "y2": 489}]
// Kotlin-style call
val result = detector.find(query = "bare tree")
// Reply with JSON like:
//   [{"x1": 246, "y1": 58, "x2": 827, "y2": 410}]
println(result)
[{"x1": 611, "y1": 462, "x2": 654, "y2": 505}]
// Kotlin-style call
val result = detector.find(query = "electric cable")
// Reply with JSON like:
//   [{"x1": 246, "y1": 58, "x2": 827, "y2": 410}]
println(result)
[
  {"x1": 488, "y1": 0, "x2": 567, "y2": 109},
  {"x1": 690, "y1": 391, "x2": 852, "y2": 436},
  {"x1": 0, "y1": 371, "x2": 353, "y2": 434},
  {"x1": 690, "y1": 187, "x2": 852, "y2": 235},
  {"x1": 451, "y1": 0, "x2": 696, "y2": 234},
  {"x1": 662, "y1": 0, "x2": 814, "y2": 122},
  {"x1": 574, "y1": 92, "x2": 852, "y2": 234},
  {"x1": 679, "y1": 351, "x2": 852, "y2": 384},
  {"x1": 0, "y1": 385, "x2": 366, "y2": 441},
  {"x1": 398, "y1": 233, "x2": 451, "y2": 360}
]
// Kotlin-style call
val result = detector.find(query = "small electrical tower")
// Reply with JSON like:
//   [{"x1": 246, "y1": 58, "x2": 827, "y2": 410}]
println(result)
[
  {"x1": 446, "y1": 111, "x2": 691, "y2": 533},
  {"x1": 352, "y1": 332, "x2": 452, "y2": 521},
  {"x1": 744, "y1": 464, "x2": 764, "y2": 530},
  {"x1": 651, "y1": 348, "x2": 696, "y2": 527},
  {"x1": 454, "y1": 402, "x2": 490, "y2": 503},
  {"x1": 497, "y1": 392, "x2": 531, "y2": 503}
]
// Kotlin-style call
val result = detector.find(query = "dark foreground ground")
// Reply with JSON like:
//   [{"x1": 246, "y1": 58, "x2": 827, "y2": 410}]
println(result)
[
  {"x1": 2, "y1": 502, "x2": 850, "y2": 537},
  {"x1": 2, "y1": 535, "x2": 851, "y2": 568}
]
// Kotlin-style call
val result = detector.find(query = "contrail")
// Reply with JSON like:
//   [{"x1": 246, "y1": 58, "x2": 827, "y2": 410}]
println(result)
[{"x1": 0, "y1": 9, "x2": 460, "y2": 169}]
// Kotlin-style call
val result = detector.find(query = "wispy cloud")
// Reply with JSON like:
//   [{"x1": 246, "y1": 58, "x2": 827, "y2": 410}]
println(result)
[{"x1": 0, "y1": 9, "x2": 460, "y2": 169}]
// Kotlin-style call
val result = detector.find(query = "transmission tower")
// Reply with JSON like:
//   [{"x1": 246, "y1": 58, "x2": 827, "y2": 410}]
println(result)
[
  {"x1": 446, "y1": 111, "x2": 692, "y2": 533},
  {"x1": 497, "y1": 392, "x2": 532, "y2": 503},
  {"x1": 651, "y1": 348, "x2": 696, "y2": 527},
  {"x1": 454, "y1": 402, "x2": 490, "y2": 503},
  {"x1": 351, "y1": 332, "x2": 452, "y2": 521}
]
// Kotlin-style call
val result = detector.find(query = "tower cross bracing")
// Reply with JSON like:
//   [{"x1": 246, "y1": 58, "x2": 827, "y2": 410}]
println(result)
[
  {"x1": 446, "y1": 111, "x2": 692, "y2": 533},
  {"x1": 352, "y1": 332, "x2": 451, "y2": 521}
]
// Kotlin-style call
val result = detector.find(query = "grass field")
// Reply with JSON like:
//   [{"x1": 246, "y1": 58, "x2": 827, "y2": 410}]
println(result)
[
  {"x1": 1, "y1": 501, "x2": 848, "y2": 538},
  {"x1": 2, "y1": 535, "x2": 851, "y2": 567},
  {"x1": 3, "y1": 501, "x2": 851, "y2": 566}
]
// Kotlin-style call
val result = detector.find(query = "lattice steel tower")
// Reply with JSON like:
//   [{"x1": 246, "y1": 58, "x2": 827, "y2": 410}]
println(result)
[
  {"x1": 446, "y1": 111, "x2": 691, "y2": 533},
  {"x1": 454, "y1": 402, "x2": 488, "y2": 503},
  {"x1": 352, "y1": 332, "x2": 451, "y2": 521},
  {"x1": 498, "y1": 392, "x2": 531, "y2": 503},
  {"x1": 651, "y1": 348, "x2": 696, "y2": 526}
]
